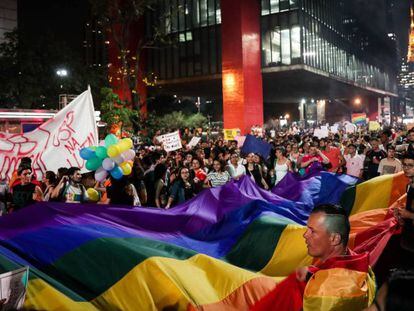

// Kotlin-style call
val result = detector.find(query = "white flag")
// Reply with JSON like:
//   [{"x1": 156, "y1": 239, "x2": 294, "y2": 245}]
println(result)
[{"x1": 0, "y1": 89, "x2": 98, "y2": 179}]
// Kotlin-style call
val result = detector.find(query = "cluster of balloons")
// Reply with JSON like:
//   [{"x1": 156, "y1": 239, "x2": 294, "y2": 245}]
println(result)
[{"x1": 79, "y1": 134, "x2": 136, "y2": 182}]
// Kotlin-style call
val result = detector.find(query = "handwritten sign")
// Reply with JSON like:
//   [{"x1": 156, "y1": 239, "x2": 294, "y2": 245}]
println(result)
[
  {"x1": 223, "y1": 129, "x2": 240, "y2": 141},
  {"x1": 187, "y1": 136, "x2": 201, "y2": 149},
  {"x1": 156, "y1": 131, "x2": 182, "y2": 152},
  {"x1": 0, "y1": 89, "x2": 98, "y2": 179},
  {"x1": 0, "y1": 267, "x2": 29, "y2": 310}
]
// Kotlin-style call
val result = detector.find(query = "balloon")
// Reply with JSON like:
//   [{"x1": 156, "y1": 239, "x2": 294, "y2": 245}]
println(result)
[
  {"x1": 107, "y1": 145, "x2": 121, "y2": 158},
  {"x1": 110, "y1": 166, "x2": 123, "y2": 180},
  {"x1": 102, "y1": 158, "x2": 115, "y2": 171},
  {"x1": 99, "y1": 140, "x2": 106, "y2": 146},
  {"x1": 120, "y1": 162, "x2": 132, "y2": 176},
  {"x1": 105, "y1": 134, "x2": 118, "y2": 147},
  {"x1": 119, "y1": 138, "x2": 133, "y2": 150},
  {"x1": 79, "y1": 147, "x2": 96, "y2": 160},
  {"x1": 85, "y1": 157, "x2": 103, "y2": 171},
  {"x1": 90, "y1": 146, "x2": 97, "y2": 151},
  {"x1": 126, "y1": 160, "x2": 134, "y2": 167},
  {"x1": 94, "y1": 167, "x2": 108, "y2": 182},
  {"x1": 95, "y1": 146, "x2": 108, "y2": 159},
  {"x1": 113, "y1": 154, "x2": 125, "y2": 165},
  {"x1": 118, "y1": 142, "x2": 130, "y2": 153},
  {"x1": 123, "y1": 149, "x2": 136, "y2": 161},
  {"x1": 86, "y1": 188, "x2": 100, "y2": 202}
]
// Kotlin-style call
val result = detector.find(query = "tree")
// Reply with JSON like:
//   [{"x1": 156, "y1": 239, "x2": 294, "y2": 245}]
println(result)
[
  {"x1": 100, "y1": 87, "x2": 140, "y2": 136},
  {"x1": 89, "y1": 0, "x2": 176, "y2": 109},
  {"x1": 0, "y1": 29, "x2": 108, "y2": 109}
]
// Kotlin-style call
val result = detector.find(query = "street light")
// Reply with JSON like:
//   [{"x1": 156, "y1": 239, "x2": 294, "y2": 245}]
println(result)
[
  {"x1": 56, "y1": 69, "x2": 68, "y2": 77},
  {"x1": 354, "y1": 97, "x2": 361, "y2": 106}
]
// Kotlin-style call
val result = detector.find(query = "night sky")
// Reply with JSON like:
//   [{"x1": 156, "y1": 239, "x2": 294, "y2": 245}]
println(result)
[{"x1": 18, "y1": 0, "x2": 89, "y2": 55}]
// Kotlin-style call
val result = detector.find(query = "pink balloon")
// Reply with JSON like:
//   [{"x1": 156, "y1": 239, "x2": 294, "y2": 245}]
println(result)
[
  {"x1": 102, "y1": 158, "x2": 115, "y2": 171},
  {"x1": 94, "y1": 167, "x2": 108, "y2": 182},
  {"x1": 123, "y1": 149, "x2": 136, "y2": 161}
]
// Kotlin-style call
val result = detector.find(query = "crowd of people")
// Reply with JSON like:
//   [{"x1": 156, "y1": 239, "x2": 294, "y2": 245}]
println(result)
[
  {"x1": 1, "y1": 122, "x2": 414, "y2": 310},
  {"x1": 0, "y1": 123, "x2": 411, "y2": 213}
]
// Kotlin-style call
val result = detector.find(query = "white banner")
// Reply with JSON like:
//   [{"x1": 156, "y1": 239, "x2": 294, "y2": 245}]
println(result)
[
  {"x1": 156, "y1": 131, "x2": 182, "y2": 152},
  {"x1": 0, "y1": 89, "x2": 98, "y2": 179},
  {"x1": 0, "y1": 267, "x2": 29, "y2": 310}
]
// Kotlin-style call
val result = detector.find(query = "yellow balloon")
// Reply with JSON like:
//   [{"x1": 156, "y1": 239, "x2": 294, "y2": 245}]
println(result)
[
  {"x1": 121, "y1": 138, "x2": 133, "y2": 149},
  {"x1": 107, "y1": 145, "x2": 121, "y2": 158},
  {"x1": 118, "y1": 141, "x2": 130, "y2": 153},
  {"x1": 120, "y1": 162, "x2": 132, "y2": 175},
  {"x1": 87, "y1": 188, "x2": 100, "y2": 202}
]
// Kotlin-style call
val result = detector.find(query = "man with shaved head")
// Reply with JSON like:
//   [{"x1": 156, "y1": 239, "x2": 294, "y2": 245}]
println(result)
[{"x1": 252, "y1": 204, "x2": 375, "y2": 310}]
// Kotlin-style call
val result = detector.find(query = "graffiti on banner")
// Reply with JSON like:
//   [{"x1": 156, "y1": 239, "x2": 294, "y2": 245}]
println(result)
[
  {"x1": 156, "y1": 131, "x2": 182, "y2": 152},
  {"x1": 0, "y1": 89, "x2": 98, "y2": 179}
]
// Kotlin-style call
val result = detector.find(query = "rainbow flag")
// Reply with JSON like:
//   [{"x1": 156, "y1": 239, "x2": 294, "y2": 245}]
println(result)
[
  {"x1": 341, "y1": 172, "x2": 408, "y2": 215},
  {"x1": 351, "y1": 113, "x2": 367, "y2": 126},
  {"x1": 0, "y1": 173, "x2": 404, "y2": 310}
]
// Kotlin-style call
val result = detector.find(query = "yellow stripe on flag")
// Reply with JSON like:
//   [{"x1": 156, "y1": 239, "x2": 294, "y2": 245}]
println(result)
[{"x1": 260, "y1": 224, "x2": 312, "y2": 277}]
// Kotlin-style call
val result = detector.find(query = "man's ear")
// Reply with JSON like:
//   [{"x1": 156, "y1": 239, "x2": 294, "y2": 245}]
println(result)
[{"x1": 331, "y1": 233, "x2": 342, "y2": 246}]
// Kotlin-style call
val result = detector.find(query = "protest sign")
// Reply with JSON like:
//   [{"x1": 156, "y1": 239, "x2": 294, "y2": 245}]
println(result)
[
  {"x1": 156, "y1": 131, "x2": 182, "y2": 152},
  {"x1": 187, "y1": 136, "x2": 201, "y2": 148},
  {"x1": 0, "y1": 89, "x2": 98, "y2": 179},
  {"x1": 314, "y1": 128, "x2": 329, "y2": 139},
  {"x1": 223, "y1": 129, "x2": 240, "y2": 141},
  {"x1": 241, "y1": 135, "x2": 272, "y2": 159},
  {"x1": 345, "y1": 122, "x2": 357, "y2": 134},
  {"x1": 368, "y1": 121, "x2": 381, "y2": 132},
  {"x1": 234, "y1": 135, "x2": 246, "y2": 147},
  {"x1": 330, "y1": 125, "x2": 339, "y2": 134},
  {"x1": 0, "y1": 267, "x2": 29, "y2": 310}
]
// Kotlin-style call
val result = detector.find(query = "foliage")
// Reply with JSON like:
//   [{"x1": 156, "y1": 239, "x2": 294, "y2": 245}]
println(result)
[
  {"x1": 100, "y1": 87, "x2": 140, "y2": 135},
  {"x1": 185, "y1": 114, "x2": 208, "y2": 128},
  {"x1": 89, "y1": 0, "x2": 176, "y2": 108},
  {"x1": 0, "y1": 29, "x2": 108, "y2": 109}
]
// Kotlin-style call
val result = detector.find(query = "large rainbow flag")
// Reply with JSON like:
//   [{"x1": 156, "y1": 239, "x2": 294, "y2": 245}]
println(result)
[{"x1": 0, "y1": 172, "x2": 407, "y2": 310}]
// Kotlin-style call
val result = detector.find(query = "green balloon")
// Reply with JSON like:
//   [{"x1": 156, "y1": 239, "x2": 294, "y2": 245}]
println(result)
[
  {"x1": 96, "y1": 146, "x2": 108, "y2": 159},
  {"x1": 105, "y1": 134, "x2": 118, "y2": 147},
  {"x1": 86, "y1": 157, "x2": 103, "y2": 171}
]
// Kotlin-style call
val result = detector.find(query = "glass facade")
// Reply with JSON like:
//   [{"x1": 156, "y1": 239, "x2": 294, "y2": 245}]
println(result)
[
  {"x1": 146, "y1": 0, "x2": 222, "y2": 80},
  {"x1": 147, "y1": 0, "x2": 397, "y2": 95},
  {"x1": 261, "y1": 0, "x2": 396, "y2": 93}
]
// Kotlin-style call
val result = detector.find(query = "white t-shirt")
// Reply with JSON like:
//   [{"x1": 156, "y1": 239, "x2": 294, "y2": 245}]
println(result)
[
  {"x1": 227, "y1": 163, "x2": 246, "y2": 179},
  {"x1": 378, "y1": 158, "x2": 403, "y2": 175},
  {"x1": 345, "y1": 154, "x2": 364, "y2": 178}
]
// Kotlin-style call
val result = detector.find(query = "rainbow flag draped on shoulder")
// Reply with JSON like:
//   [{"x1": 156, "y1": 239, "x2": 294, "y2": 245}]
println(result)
[{"x1": 0, "y1": 172, "x2": 407, "y2": 310}]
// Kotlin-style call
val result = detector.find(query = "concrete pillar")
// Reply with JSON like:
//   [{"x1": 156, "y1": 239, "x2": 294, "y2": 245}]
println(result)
[{"x1": 221, "y1": 0, "x2": 264, "y2": 134}]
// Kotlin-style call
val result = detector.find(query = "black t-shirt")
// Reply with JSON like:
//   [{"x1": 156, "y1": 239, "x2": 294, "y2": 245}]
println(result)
[
  {"x1": 107, "y1": 184, "x2": 134, "y2": 206},
  {"x1": 365, "y1": 149, "x2": 387, "y2": 177},
  {"x1": 12, "y1": 183, "x2": 36, "y2": 210}
]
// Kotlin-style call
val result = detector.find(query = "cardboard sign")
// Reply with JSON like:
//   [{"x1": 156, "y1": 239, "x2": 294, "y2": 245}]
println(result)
[
  {"x1": 345, "y1": 123, "x2": 357, "y2": 134},
  {"x1": 223, "y1": 129, "x2": 240, "y2": 141},
  {"x1": 156, "y1": 131, "x2": 182, "y2": 152},
  {"x1": 368, "y1": 121, "x2": 381, "y2": 132},
  {"x1": 187, "y1": 136, "x2": 201, "y2": 148},
  {"x1": 314, "y1": 129, "x2": 329, "y2": 139},
  {"x1": 0, "y1": 89, "x2": 98, "y2": 179},
  {"x1": 0, "y1": 267, "x2": 29, "y2": 310}
]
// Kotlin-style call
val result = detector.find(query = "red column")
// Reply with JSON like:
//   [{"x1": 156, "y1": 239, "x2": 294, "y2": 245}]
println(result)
[
  {"x1": 366, "y1": 97, "x2": 379, "y2": 121},
  {"x1": 221, "y1": 0, "x2": 264, "y2": 134},
  {"x1": 107, "y1": 19, "x2": 147, "y2": 114}
]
